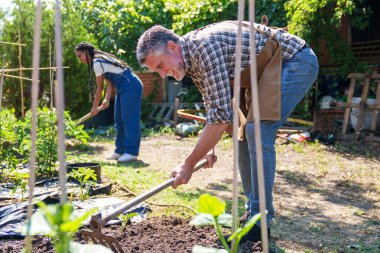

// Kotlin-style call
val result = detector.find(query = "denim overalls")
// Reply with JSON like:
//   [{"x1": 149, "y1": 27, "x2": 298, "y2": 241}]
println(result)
[{"x1": 95, "y1": 59, "x2": 143, "y2": 156}]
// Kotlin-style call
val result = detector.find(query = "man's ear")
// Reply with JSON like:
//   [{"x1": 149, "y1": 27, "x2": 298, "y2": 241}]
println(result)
[{"x1": 167, "y1": 40, "x2": 178, "y2": 51}]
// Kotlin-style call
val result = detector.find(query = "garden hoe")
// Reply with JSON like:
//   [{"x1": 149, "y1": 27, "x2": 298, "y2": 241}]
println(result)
[
  {"x1": 75, "y1": 105, "x2": 104, "y2": 126},
  {"x1": 80, "y1": 159, "x2": 209, "y2": 253}
]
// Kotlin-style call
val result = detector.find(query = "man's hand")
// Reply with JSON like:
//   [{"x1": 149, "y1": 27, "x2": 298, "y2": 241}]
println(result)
[
  {"x1": 171, "y1": 162, "x2": 193, "y2": 189},
  {"x1": 171, "y1": 154, "x2": 217, "y2": 189},
  {"x1": 203, "y1": 153, "x2": 217, "y2": 168}
]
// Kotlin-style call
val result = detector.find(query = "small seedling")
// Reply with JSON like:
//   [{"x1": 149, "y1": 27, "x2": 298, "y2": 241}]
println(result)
[
  {"x1": 23, "y1": 201, "x2": 111, "y2": 253},
  {"x1": 119, "y1": 212, "x2": 139, "y2": 230},
  {"x1": 9, "y1": 170, "x2": 29, "y2": 200},
  {"x1": 191, "y1": 193, "x2": 262, "y2": 253},
  {"x1": 67, "y1": 167, "x2": 97, "y2": 201}
]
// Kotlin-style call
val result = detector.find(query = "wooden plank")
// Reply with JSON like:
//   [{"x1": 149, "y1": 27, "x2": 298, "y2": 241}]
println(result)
[
  {"x1": 347, "y1": 73, "x2": 380, "y2": 79},
  {"x1": 334, "y1": 101, "x2": 380, "y2": 109},
  {"x1": 356, "y1": 77, "x2": 370, "y2": 130},
  {"x1": 369, "y1": 81, "x2": 380, "y2": 136},
  {"x1": 173, "y1": 97, "x2": 180, "y2": 127},
  {"x1": 342, "y1": 78, "x2": 356, "y2": 134},
  {"x1": 156, "y1": 103, "x2": 168, "y2": 119},
  {"x1": 164, "y1": 103, "x2": 175, "y2": 120}
]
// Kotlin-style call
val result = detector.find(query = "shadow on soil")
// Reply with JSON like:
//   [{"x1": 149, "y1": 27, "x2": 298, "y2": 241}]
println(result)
[
  {"x1": 275, "y1": 168, "x2": 379, "y2": 251},
  {"x1": 277, "y1": 167, "x2": 378, "y2": 211},
  {"x1": 326, "y1": 141, "x2": 380, "y2": 161}
]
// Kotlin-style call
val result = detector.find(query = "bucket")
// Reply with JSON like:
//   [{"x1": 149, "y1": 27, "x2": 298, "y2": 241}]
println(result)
[
  {"x1": 350, "y1": 97, "x2": 380, "y2": 131},
  {"x1": 67, "y1": 163, "x2": 101, "y2": 183}
]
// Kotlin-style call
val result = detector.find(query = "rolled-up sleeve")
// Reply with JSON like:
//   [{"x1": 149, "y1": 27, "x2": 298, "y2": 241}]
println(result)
[{"x1": 196, "y1": 41, "x2": 233, "y2": 125}]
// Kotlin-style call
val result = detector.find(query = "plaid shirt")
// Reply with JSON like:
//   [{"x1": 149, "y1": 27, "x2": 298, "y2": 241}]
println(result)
[{"x1": 179, "y1": 21, "x2": 305, "y2": 124}]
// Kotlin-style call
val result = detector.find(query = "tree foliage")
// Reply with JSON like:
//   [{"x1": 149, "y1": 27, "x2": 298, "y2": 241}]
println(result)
[
  {"x1": 285, "y1": 0, "x2": 372, "y2": 75},
  {"x1": 0, "y1": 0, "x2": 96, "y2": 118},
  {"x1": 0, "y1": 0, "x2": 375, "y2": 118}
]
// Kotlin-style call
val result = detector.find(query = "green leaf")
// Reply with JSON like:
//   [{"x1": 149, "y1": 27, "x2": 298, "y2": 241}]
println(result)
[
  {"x1": 229, "y1": 212, "x2": 262, "y2": 242},
  {"x1": 190, "y1": 213, "x2": 214, "y2": 226},
  {"x1": 61, "y1": 208, "x2": 97, "y2": 233},
  {"x1": 217, "y1": 213, "x2": 232, "y2": 228},
  {"x1": 198, "y1": 193, "x2": 225, "y2": 217},
  {"x1": 192, "y1": 245, "x2": 228, "y2": 253},
  {"x1": 21, "y1": 208, "x2": 54, "y2": 236}
]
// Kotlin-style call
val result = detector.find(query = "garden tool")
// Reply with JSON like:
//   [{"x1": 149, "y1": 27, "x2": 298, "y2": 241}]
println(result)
[
  {"x1": 75, "y1": 105, "x2": 104, "y2": 126},
  {"x1": 80, "y1": 158, "x2": 209, "y2": 253}
]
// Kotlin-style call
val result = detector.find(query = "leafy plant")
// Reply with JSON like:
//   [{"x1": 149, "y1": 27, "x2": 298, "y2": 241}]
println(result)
[
  {"x1": 0, "y1": 109, "x2": 20, "y2": 178},
  {"x1": 23, "y1": 201, "x2": 111, "y2": 253},
  {"x1": 67, "y1": 167, "x2": 97, "y2": 201},
  {"x1": 191, "y1": 193, "x2": 262, "y2": 253},
  {"x1": 17, "y1": 107, "x2": 89, "y2": 178},
  {"x1": 119, "y1": 212, "x2": 139, "y2": 230},
  {"x1": 9, "y1": 170, "x2": 29, "y2": 200}
]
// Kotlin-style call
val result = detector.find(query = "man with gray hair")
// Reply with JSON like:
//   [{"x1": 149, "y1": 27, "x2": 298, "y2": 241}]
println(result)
[{"x1": 136, "y1": 21, "x2": 318, "y2": 243}]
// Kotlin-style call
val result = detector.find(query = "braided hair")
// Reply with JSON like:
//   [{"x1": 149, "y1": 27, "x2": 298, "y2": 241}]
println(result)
[{"x1": 75, "y1": 42, "x2": 130, "y2": 102}]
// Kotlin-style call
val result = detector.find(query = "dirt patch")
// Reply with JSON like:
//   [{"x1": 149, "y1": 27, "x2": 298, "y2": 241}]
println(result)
[{"x1": 1, "y1": 216, "x2": 261, "y2": 253}]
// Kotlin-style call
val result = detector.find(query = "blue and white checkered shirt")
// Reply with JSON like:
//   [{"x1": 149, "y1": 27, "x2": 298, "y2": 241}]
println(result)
[{"x1": 179, "y1": 21, "x2": 305, "y2": 125}]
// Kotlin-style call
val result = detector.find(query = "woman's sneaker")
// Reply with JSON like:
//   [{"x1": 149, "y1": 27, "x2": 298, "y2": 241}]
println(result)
[
  {"x1": 106, "y1": 153, "x2": 122, "y2": 160},
  {"x1": 118, "y1": 153, "x2": 137, "y2": 162}
]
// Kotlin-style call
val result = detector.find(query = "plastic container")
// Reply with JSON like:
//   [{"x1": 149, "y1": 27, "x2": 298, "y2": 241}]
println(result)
[{"x1": 350, "y1": 97, "x2": 380, "y2": 131}]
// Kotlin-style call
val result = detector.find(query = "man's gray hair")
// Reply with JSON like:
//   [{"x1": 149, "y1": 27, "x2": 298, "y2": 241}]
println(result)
[{"x1": 136, "y1": 25, "x2": 180, "y2": 66}]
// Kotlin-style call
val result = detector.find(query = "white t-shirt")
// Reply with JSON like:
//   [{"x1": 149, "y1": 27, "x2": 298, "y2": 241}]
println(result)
[{"x1": 93, "y1": 57, "x2": 124, "y2": 77}]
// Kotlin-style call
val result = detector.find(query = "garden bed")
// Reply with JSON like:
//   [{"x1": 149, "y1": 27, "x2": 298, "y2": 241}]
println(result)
[{"x1": 1, "y1": 216, "x2": 261, "y2": 253}]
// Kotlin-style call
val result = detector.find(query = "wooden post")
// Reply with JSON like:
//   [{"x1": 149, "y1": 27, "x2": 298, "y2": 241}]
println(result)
[
  {"x1": 342, "y1": 77, "x2": 356, "y2": 134},
  {"x1": 369, "y1": 79, "x2": 380, "y2": 136},
  {"x1": 49, "y1": 38, "x2": 53, "y2": 108},
  {"x1": 173, "y1": 96, "x2": 179, "y2": 127},
  {"x1": 18, "y1": 30, "x2": 25, "y2": 117},
  {"x1": 356, "y1": 76, "x2": 370, "y2": 131},
  {"x1": 0, "y1": 63, "x2": 4, "y2": 111}
]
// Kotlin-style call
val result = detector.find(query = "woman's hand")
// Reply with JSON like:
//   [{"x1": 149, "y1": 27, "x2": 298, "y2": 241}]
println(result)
[
  {"x1": 100, "y1": 99, "x2": 110, "y2": 110},
  {"x1": 90, "y1": 106, "x2": 99, "y2": 116}
]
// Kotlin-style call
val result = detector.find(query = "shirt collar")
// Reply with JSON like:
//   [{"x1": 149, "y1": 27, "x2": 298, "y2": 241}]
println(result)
[{"x1": 179, "y1": 37, "x2": 192, "y2": 72}]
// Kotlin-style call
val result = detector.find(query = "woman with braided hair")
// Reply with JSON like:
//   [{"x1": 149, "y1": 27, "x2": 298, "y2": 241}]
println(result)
[{"x1": 75, "y1": 42, "x2": 143, "y2": 162}]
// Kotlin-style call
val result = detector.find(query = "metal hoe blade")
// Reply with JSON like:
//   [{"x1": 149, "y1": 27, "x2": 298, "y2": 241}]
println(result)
[{"x1": 81, "y1": 228, "x2": 125, "y2": 253}]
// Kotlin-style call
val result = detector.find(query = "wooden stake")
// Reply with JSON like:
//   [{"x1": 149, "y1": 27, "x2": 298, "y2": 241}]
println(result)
[
  {"x1": 249, "y1": 1, "x2": 269, "y2": 252},
  {"x1": 54, "y1": 0, "x2": 67, "y2": 203},
  {"x1": 0, "y1": 64, "x2": 4, "y2": 111},
  {"x1": 0, "y1": 41, "x2": 26, "y2": 46},
  {"x1": 2, "y1": 73, "x2": 39, "y2": 82},
  {"x1": 18, "y1": 30, "x2": 25, "y2": 117},
  {"x1": 3, "y1": 66, "x2": 69, "y2": 72},
  {"x1": 25, "y1": 1, "x2": 42, "y2": 252}
]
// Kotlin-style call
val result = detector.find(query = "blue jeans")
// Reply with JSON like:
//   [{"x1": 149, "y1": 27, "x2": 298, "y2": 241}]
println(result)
[
  {"x1": 238, "y1": 46, "x2": 319, "y2": 226},
  {"x1": 104, "y1": 69, "x2": 143, "y2": 156}
]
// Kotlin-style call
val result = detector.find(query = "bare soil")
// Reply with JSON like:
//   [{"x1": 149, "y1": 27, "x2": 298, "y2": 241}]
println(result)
[{"x1": 1, "y1": 216, "x2": 261, "y2": 253}]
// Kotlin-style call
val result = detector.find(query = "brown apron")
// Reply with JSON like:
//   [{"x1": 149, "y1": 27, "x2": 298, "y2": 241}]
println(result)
[{"x1": 231, "y1": 26, "x2": 283, "y2": 140}]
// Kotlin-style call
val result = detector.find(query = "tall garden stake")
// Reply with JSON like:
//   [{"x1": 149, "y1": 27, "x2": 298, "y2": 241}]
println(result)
[
  {"x1": 24, "y1": 1, "x2": 42, "y2": 252},
  {"x1": 231, "y1": 0, "x2": 245, "y2": 250},
  {"x1": 54, "y1": 0, "x2": 67, "y2": 203},
  {"x1": 248, "y1": 0, "x2": 269, "y2": 251}
]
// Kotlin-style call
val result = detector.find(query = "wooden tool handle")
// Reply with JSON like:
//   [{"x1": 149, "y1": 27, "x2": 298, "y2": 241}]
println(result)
[
  {"x1": 76, "y1": 106, "x2": 104, "y2": 126},
  {"x1": 96, "y1": 159, "x2": 208, "y2": 227}
]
